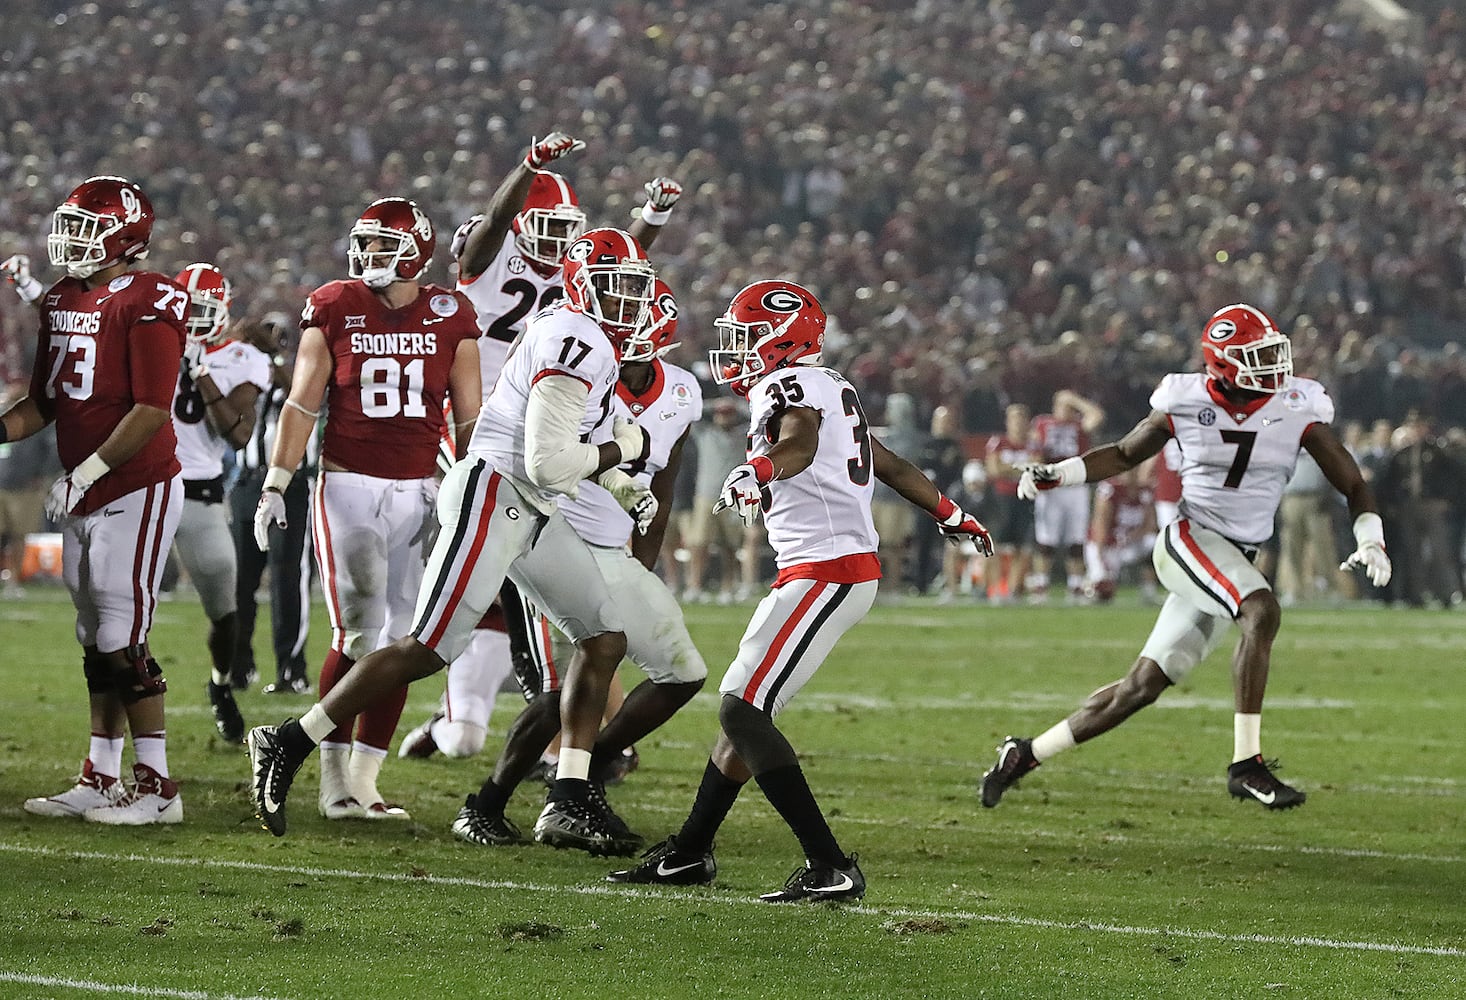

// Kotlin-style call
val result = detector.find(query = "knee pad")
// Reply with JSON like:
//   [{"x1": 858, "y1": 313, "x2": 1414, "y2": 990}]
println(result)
[
  {"x1": 82, "y1": 649, "x2": 112, "y2": 696},
  {"x1": 435, "y1": 721, "x2": 488, "y2": 759},
  {"x1": 114, "y1": 645, "x2": 167, "y2": 703}
]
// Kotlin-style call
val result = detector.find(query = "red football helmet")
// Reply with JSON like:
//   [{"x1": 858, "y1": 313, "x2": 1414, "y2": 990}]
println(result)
[
  {"x1": 1202, "y1": 303, "x2": 1292, "y2": 394},
  {"x1": 562, "y1": 228, "x2": 655, "y2": 337},
  {"x1": 616, "y1": 278, "x2": 679, "y2": 363},
  {"x1": 175, "y1": 263, "x2": 233, "y2": 345},
  {"x1": 710, "y1": 280, "x2": 827, "y2": 396},
  {"x1": 513, "y1": 171, "x2": 586, "y2": 272},
  {"x1": 348, "y1": 197, "x2": 435, "y2": 289},
  {"x1": 47, "y1": 175, "x2": 154, "y2": 279}
]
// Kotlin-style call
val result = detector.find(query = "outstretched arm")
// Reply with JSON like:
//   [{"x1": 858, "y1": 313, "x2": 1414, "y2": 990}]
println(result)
[
  {"x1": 458, "y1": 132, "x2": 585, "y2": 281},
  {"x1": 872, "y1": 434, "x2": 993, "y2": 554},
  {"x1": 1022, "y1": 411, "x2": 1172, "y2": 498},
  {"x1": 1306, "y1": 421, "x2": 1392, "y2": 587}
]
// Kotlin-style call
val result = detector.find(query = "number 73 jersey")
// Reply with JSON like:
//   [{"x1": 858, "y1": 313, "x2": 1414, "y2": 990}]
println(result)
[
  {"x1": 747, "y1": 366, "x2": 878, "y2": 569},
  {"x1": 1152, "y1": 372, "x2": 1335, "y2": 546}
]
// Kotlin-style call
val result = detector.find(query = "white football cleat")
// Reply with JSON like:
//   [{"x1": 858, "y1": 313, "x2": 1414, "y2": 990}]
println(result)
[
  {"x1": 24, "y1": 759, "x2": 124, "y2": 818},
  {"x1": 361, "y1": 798, "x2": 411, "y2": 821},
  {"x1": 83, "y1": 763, "x2": 183, "y2": 825},
  {"x1": 319, "y1": 795, "x2": 367, "y2": 820},
  {"x1": 397, "y1": 712, "x2": 442, "y2": 759}
]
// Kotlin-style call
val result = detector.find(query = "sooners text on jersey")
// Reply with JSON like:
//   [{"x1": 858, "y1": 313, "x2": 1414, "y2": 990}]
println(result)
[
  {"x1": 32, "y1": 271, "x2": 187, "y2": 513},
  {"x1": 1152, "y1": 372, "x2": 1334, "y2": 545},
  {"x1": 302, "y1": 279, "x2": 478, "y2": 479}
]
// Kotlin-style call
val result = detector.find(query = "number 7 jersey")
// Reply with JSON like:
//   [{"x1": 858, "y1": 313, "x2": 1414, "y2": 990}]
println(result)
[
  {"x1": 746, "y1": 366, "x2": 879, "y2": 569},
  {"x1": 1151, "y1": 372, "x2": 1334, "y2": 545}
]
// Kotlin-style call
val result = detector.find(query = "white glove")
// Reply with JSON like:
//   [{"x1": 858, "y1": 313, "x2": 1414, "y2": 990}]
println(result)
[
  {"x1": 254, "y1": 468, "x2": 293, "y2": 550},
  {"x1": 44, "y1": 452, "x2": 108, "y2": 520},
  {"x1": 712, "y1": 463, "x2": 764, "y2": 527},
  {"x1": 183, "y1": 339, "x2": 207, "y2": 380},
  {"x1": 1016, "y1": 457, "x2": 1086, "y2": 501},
  {"x1": 524, "y1": 131, "x2": 585, "y2": 169},
  {"x1": 1340, "y1": 512, "x2": 1392, "y2": 587},
  {"x1": 611, "y1": 415, "x2": 650, "y2": 464},
  {"x1": 639, "y1": 177, "x2": 683, "y2": 225},
  {"x1": 598, "y1": 469, "x2": 658, "y2": 535},
  {"x1": 2, "y1": 254, "x2": 44, "y2": 304}
]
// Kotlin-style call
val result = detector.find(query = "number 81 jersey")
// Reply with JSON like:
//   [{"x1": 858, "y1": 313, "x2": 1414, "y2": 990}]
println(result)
[
  {"x1": 747, "y1": 366, "x2": 878, "y2": 569},
  {"x1": 1152, "y1": 372, "x2": 1334, "y2": 546}
]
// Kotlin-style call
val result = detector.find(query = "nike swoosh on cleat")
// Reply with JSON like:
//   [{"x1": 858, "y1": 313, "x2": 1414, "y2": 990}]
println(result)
[
  {"x1": 809, "y1": 874, "x2": 856, "y2": 894},
  {"x1": 157, "y1": 801, "x2": 173, "y2": 814},
  {"x1": 655, "y1": 859, "x2": 705, "y2": 877},
  {"x1": 1243, "y1": 784, "x2": 1276, "y2": 805},
  {"x1": 261, "y1": 763, "x2": 280, "y2": 813}
]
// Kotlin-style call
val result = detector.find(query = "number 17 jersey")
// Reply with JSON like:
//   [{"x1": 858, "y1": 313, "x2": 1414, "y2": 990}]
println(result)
[{"x1": 746, "y1": 366, "x2": 879, "y2": 570}]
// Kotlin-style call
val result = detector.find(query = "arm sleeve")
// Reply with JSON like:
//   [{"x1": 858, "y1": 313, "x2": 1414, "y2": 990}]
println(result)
[
  {"x1": 129, "y1": 318, "x2": 185, "y2": 409},
  {"x1": 524, "y1": 372, "x2": 600, "y2": 495}
]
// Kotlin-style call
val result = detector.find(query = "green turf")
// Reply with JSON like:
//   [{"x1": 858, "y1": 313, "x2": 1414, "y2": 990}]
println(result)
[{"x1": 1, "y1": 587, "x2": 1462, "y2": 999}]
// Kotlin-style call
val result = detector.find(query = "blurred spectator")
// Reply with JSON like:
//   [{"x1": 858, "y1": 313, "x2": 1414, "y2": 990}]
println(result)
[
  {"x1": 0, "y1": 382, "x2": 59, "y2": 595},
  {"x1": 911, "y1": 404, "x2": 967, "y2": 593},
  {"x1": 1277, "y1": 451, "x2": 1339, "y2": 606},
  {"x1": 871, "y1": 392, "x2": 926, "y2": 592},
  {"x1": 684, "y1": 398, "x2": 748, "y2": 603},
  {"x1": 1376, "y1": 420, "x2": 1466, "y2": 607},
  {"x1": 984, "y1": 402, "x2": 1038, "y2": 602}
]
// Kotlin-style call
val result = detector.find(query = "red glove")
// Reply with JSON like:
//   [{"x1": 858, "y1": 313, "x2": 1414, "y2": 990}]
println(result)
[{"x1": 933, "y1": 494, "x2": 994, "y2": 557}]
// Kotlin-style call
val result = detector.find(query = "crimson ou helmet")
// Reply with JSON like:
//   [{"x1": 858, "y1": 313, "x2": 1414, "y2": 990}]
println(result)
[
  {"x1": 348, "y1": 197, "x2": 435, "y2": 289},
  {"x1": 562, "y1": 228, "x2": 655, "y2": 337},
  {"x1": 514, "y1": 171, "x2": 586, "y2": 271},
  {"x1": 616, "y1": 278, "x2": 679, "y2": 363},
  {"x1": 175, "y1": 263, "x2": 233, "y2": 345},
  {"x1": 710, "y1": 280, "x2": 827, "y2": 396},
  {"x1": 1202, "y1": 303, "x2": 1292, "y2": 394},
  {"x1": 47, "y1": 175, "x2": 154, "y2": 279}
]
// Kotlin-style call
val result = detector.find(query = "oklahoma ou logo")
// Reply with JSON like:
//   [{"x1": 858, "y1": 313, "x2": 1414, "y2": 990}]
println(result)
[
  {"x1": 410, "y1": 205, "x2": 433, "y2": 242},
  {"x1": 760, "y1": 288, "x2": 806, "y2": 312},
  {"x1": 1207, "y1": 319, "x2": 1237, "y2": 343},
  {"x1": 119, "y1": 186, "x2": 144, "y2": 223}
]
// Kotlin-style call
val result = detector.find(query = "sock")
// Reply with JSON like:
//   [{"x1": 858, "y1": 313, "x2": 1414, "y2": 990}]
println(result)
[
  {"x1": 89, "y1": 733, "x2": 125, "y2": 779},
  {"x1": 476, "y1": 777, "x2": 511, "y2": 815},
  {"x1": 319, "y1": 744, "x2": 352, "y2": 802},
  {"x1": 1234, "y1": 713, "x2": 1262, "y2": 763},
  {"x1": 317, "y1": 649, "x2": 355, "y2": 744},
  {"x1": 133, "y1": 731, "x2": 168, "y2": 778},
  {"x1": 348, "y1": 743, "x2": 389, "y2": 803},
  {"x1": 1031, "y1": 720, "x2": 1077, "y2": 762},
  {"x1": 356, "y1": 683, "x2": 409, "y2": 752},
  {"x1": 754, "y1": 763, "x2": 844, "y2": 868},
  {"x1": 1067, "y1": 572, "x2": 1084, "y2": 593},
  {"x1": 676, "y1": 759, "x2": 744, "y2": 855}
]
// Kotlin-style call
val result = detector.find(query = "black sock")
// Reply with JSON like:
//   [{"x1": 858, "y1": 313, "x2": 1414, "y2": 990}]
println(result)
[
  {"x1": 676, "y1": 759, "x2": 744, "y2": 855},
  {"x1": 548, "y1": 777, "x2": 589, "y2": 803},
  {"x1": 754, "y1": 763, "x2": 844, "y2": 867},
  {"x1": 278, "y1": 719, "x2": 315, "y2": 762},
  {"x1": 476, "y1": 778, "x2": 511, "y2": 815}
]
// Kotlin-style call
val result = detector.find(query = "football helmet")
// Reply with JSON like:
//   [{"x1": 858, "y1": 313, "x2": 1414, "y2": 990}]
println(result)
[
  {"x1": 1202, "y1": 303, "x2": 1292, "y2": 394},
  {"x1": 709, "y1": 280, "x2": 827, "y2": 396},
  {"x1": 562, "y1": 228, "x2": 655, "y2": 337},
  {"x1": 514, "y1": 171, "x2": 586, "y2": 272},
  {"x1": 348, "y1": 197, "x2": 435, "y2": 289},
  {"x1": 616, "y1": 278, "x2": 679, "y2": 363},
  {"x1": 47, "y1": 175, "x2": 154, "y2": 279},
  {"x1": 175, "y1": 263, "x2": 233, "y2": 345}
]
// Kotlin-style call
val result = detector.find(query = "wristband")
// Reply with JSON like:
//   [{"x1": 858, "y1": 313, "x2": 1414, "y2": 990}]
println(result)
[
  {"x1": 640, "y1": 204, "x2": 672, "y2": 226},
  {"x1": 1351, "y1": 511, "x2": 1385, "y2": 548},
  {"x1": 263, "y1": 465, "x2": 293, "y2": 493},
  {"x1": 1052, "y1": 456, "x2": 1087, "y2": 487},
  {"x1": 15, "y1": 274, "x2": 44, "y2": 304},
  {"x1": 933, "y1": 493, "x2": 959, "y2": 524},
  {"x1": 75, "y1": 451, "x2": 111, "y2": 484},
  {"x1": 749, "y1": 455, "x2": 775, "y2": 484}
]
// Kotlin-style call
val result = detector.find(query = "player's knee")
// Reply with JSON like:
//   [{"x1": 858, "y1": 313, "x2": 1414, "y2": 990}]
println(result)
[
  {"x1": 436, "y1": 721, "x2": 487, "y2": 758},
  {"x1": 82, "y1": 648, "x2": 112, "y2": 695},
  {"x1": 111, "y1": 645, "x2": 167, "y2": 703},
  {"x1": 1238, "y1": 590, "x2": 1281, "y2": 638},
  {"x1": 581, "y1": 630, "x2": 627, "y2": 667}
]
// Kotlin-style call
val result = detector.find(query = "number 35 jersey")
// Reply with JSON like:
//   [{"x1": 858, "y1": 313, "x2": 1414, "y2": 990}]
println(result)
[
  {"x1": 746, "y1": 366, "x2": 879, "y2": 570},
  {"x1": 302, "y1": 279, "x2": 479, "y2": 480},
  {"x1": 1151, "y1": 372, "x2": 1334, "y2": 546}
]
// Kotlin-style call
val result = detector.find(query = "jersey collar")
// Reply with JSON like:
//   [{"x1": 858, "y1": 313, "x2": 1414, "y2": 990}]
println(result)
[
  {"x1": 1205, "y1": 377, "x2": 1272, "y2": 423},
  {"x1": 616, "y1": 359, "x2": 665, "y2": 415}
]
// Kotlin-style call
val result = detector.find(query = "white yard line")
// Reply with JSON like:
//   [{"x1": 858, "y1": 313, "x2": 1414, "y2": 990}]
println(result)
[
  {"x1": 2, "y1": 843, "x2": 1461, "y2": 960},
  {"x1": 0, "y1": 971, "x2": 282, "y2": 1000}
]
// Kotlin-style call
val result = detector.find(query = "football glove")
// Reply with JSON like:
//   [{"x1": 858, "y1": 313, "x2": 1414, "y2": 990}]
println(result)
[
  {"x1": 1340, "y1": 512, "x2": 1391, "y2": 587},
  {"x1": 1016, "y1": 457, "x2": 1085, "y2": 501},
  {"x1": 182, "y1": 339, "x2": 208, "y2": 381},
  {"x1": 253, "y1": 467, "x2": 293, "y2": 551},
  {"x1": 638, "y1": 177, "x2": 683, "y2": 225},
  {"x1": 611, "y1": 415, "x2": 651, "y2": 464},
  {"x1": 2, "y1": 253, "x2": 43, "y2": 304},
  {"x1": 933, "y1": 496, "x2": 994, "y2": 557},
  {"x1": 524, "y1": 131, "x2": 585, "y2": 169},
  {"x1": 713, "y1": 463, "x2": 765, "y2": 527},
  {"x1": 598, "y1": 469, "x2": 659, "y2": 536},
  {"x1": 44, "y1": 452, "x2": 109, "y2": 520}
]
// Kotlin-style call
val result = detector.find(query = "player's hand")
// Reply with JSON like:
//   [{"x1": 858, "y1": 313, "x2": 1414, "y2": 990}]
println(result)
[
  {"x1": 253, "y1": 489, "x2": 287, "y2": 551},
  {"x1": 1341, "y1": 541, "x2": 1392, "y2": 588},
  {"x1": 642, "y1": 177, "x2": 682, "y2": 213},
  {"x1": 44, "y1": 472, "x2": 91, "y2": 521},
  {"x1": 183, "y1": 339, "x2": 207, "y2": 380},
  {"x1": 936, "y1": 503, "x2": 995, "y2": 557},
  {"x1": 1016, "y1": 463, "x2": 1063, "y2": 501},
  {"x1": 2, "y1": 253, "x2": 44, "y2": 304},
  {"x1": 628, "y1": 489, "x2": 659, "y2": 535},
  {"x1": 524, "y1": 132, "x2": 585, "y2": 169},
  {"x1": 611, "y1": 415, "x2": 651, "y2": 464},
  {"x1": 713, "y1": 463, "x2": 763, "y2": 526}
]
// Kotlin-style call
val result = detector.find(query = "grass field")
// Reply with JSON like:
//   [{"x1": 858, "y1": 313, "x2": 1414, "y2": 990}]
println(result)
[{"x1": 0, "y1": 586, "x2": 1462, "y2": 999}]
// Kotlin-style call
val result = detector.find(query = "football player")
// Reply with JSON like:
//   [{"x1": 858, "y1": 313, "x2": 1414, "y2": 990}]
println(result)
[
  {"x1": 246, "y1": 227, "x2": 660, "y2": 850},
  {"x1": 983, "y1": 403, "x2": 1038, "y2": 602},
  {"x1": 252, "y1": 197, "x2": 482, "y2": 820},
  {"x1": 170, "y1": 263, "x2": 270, "y2": 744},
  {"x1": 1028, "y1": 389, "x2": 1105, "y2": 602},
  {"x1": 2, "y1": 176, "x2": 189, "y2": 824},
  {"x1": 451, "y1": 279, "x2": 706, "y2": 850},
  {"x1": 608, "y1": 280, "x2": 992, "y2": 902},
  {"x1": 980, "y1": 303, "x2": 1392, "y2": 811}
]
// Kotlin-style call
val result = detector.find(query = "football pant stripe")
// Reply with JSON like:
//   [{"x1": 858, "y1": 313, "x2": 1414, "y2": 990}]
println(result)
[
  {"x1": 740, "y1": 580, "x2": 829, "y2": 704},
  {"x1": 1164, "y1": 520, "x2": 1240, "y2": 617},
  {"x1": 761, "y1": 582, "x2": 854, "y2": 710}
]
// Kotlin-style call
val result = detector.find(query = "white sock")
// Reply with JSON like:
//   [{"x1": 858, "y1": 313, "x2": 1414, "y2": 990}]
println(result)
[
  {"x1": 319, "y1": 744, "x2": 352, "y2": 801},
  {"x1": 300, "y1": 704, "x2": 336, "y2": 744},
  {"x1": 1031, "y1": 720, "x2": 1077, "y2": 762},
  {"x1": 349, "y1": 743, "x2": 389, "y2": 803},
  {"x1": 89, "y1": 734, "x2": 125, "y2": 779},
  {"x1": 133, "y1": 731, "x2": 169, "y2": 778},
  {"x1": 556, "y1": 747, "x2": 592, "y2": 782},
  {"x1": 1233, "y1": 713, "x2": 1261, "y2": 763}
]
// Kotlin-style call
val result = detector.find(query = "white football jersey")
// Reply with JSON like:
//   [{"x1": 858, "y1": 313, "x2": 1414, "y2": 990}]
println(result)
[
  {"x1": 468, "y1": 302, "x2": 618, "y2": 514},
  {"x1": 173, "y1": 339, "x2": 271, "y2": 481},
  {"x1": 457, "y1": 232, "x2": 567, "y2": 399},
  {"x1": 562, "y1": 360, "x2": 703, "y2": 547},
  {"x1": 1151, "y1": 373, "x2": 1334, "y2": 545},
  {"x1": 747, "y1": 366, "x2": 879, "y2": 568}
]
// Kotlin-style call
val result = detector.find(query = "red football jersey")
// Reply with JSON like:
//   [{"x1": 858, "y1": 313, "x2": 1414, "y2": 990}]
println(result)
[
  {"x1": 1031, "y1": 414, "x2": 1090, "y2": 462},
  {"x1": 985, "y1": 433, "x2": 1035, "y2": 497},
  {"x1": 302, "y1": 280, "x2": 478, "y2": 479},
  {"x1": 31, "y1": 270, "x2": 187, "y2": 513}
]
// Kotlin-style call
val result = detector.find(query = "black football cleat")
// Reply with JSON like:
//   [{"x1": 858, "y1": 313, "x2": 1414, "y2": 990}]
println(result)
[
  {"x1": 246, "y1": 723, "x2": 306, "y2": 836},
  {"x1": 759, "y1": 855, "x2": 865, "y2": 903},
  {"x1": 206, "y1": 680, "x2": 246, "y2": 744},
  {"x1": 979, "y1": 735, "x2": 1039, "y2": 808},
  {"x1": 586, "y1": 781, "x2": 644, "y2": 855},
  {"x1": 533, "y1": 796, "x2": 624, "y2": 856},
  {"x1": 607, "y1": 836, "x2": 716, "y2": 886},
  {"x1": 1227, "y1": 755, "x2": 1306, "y2": 810},
  {"x1": 451, "y1": 794, "x2": 523, "y2": 845}
]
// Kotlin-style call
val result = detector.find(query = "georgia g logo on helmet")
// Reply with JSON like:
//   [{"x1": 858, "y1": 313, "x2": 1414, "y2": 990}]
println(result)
[
  {"x1": 1206, "y1": 318, "x2": 1237, "y2": 342},
  {"x1": 761, "y1": 288, "x2": 806, "y2": 313},
  {"x1": 564, "y1": 237, "x2": 595, "y2": 263}
]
